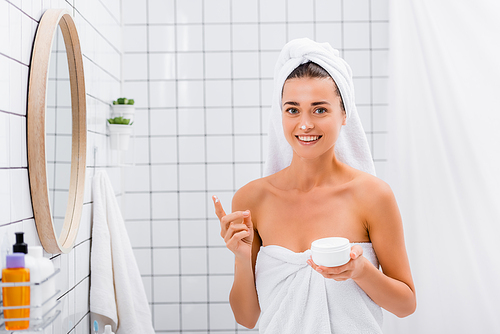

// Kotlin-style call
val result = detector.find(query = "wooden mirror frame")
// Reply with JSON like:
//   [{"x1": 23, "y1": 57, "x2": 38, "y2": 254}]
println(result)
[{"x1": 28, "y1": 9, "x2": 86, "y2": 254}]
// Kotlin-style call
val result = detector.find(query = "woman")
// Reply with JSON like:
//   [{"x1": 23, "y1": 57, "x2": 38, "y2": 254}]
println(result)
[{"x1": 213, "y1": 39, "x2": 416, "y2": 334}]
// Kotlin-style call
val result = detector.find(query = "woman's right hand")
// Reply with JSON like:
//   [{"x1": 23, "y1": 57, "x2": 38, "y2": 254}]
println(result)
[{"x1": 212, "y1": 195, "x2": 254, "y2": 260}]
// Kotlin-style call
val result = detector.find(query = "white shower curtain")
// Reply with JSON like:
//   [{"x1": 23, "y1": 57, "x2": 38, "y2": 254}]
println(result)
[{"x1": 385, "y1": 1, "x2": 500, "y2": 333}]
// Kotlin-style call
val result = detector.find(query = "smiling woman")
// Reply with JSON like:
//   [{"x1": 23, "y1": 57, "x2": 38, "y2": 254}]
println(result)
[
  {"x1": 212, "y1": 38, "x2": 416, "y2": 334},
  {"x1": 282, "y1": 74, "x2": 346, "y2": 158}
]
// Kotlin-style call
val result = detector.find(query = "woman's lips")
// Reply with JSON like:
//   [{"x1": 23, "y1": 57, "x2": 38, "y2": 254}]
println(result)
[{"x1": 296, "y1": 135, "x2": 322, "y2": 144}]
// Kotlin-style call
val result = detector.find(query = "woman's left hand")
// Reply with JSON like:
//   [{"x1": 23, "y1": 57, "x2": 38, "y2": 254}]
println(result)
[{"x1": 307, "y1": 245, "x2": 367, "y2": 281}]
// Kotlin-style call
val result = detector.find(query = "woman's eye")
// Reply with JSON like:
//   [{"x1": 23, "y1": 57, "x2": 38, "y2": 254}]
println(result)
[
  {"x1": 314, "y1": 108, "x2": 327, "y2": 114},
  {"x1": 286, "y1": 108, "x2": 299, "y2": 114}
]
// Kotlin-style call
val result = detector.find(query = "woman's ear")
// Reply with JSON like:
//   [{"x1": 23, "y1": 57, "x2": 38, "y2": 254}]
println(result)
[{"x1": 342, "y1": 114, "x2": 347, "y2": 126}]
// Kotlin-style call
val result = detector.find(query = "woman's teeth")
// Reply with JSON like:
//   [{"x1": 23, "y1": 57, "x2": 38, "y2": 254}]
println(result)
[{"x1": 298, "y1": 135, "x2": 320, "y2": 142}]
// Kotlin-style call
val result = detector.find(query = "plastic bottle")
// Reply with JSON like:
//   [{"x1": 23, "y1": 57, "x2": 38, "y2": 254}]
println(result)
[
  {"x1": 104, "y1": 325, "x2": 115, "y2": 334},
  {"x1": 2, "y1": 253, "x2": 30, "y2": 330},
  {"x1": 12, "y1": 232, "x2": 42, "y2": 325},
  {"x1": 29, "y1": 246, "x2": 56, "y2": 318}
]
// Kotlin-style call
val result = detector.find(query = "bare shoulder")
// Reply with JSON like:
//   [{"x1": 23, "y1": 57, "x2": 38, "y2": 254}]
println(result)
[
  {"x1": 349, "y1": 170, "x2": 396, "y2": 209},
  {"x1": 232, "y1": 176, "x2": 274, "y2": 212},
  {"x1": 346, "y1": 169, "x2": 402, "y2": 239}
]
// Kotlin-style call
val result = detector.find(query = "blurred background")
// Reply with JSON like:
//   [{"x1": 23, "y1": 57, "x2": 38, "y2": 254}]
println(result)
[{"x1": 1, "y1": 0, "x2": 499, "y2": 333}]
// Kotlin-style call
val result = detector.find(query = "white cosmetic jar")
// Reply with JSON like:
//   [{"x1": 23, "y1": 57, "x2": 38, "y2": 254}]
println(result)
[{"x1": 311, "y1": 237, "x2": 351, "y2": 267}]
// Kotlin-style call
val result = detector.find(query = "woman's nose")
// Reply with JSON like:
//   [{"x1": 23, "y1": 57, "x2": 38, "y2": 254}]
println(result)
[{"x1": 299, "y1": 115, "x2": 314, "y2": 131}]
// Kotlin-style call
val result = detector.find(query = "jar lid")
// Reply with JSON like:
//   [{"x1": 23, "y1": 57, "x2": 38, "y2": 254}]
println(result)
[{"x1": 311, "y1": 237, "x2": 350, "y2": 252}]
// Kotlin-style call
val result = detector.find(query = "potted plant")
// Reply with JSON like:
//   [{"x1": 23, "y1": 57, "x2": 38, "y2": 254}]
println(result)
[
  {"x1": 111, "y1": 97, "x2": 135, "y2": 122},
  {"x1": 107, "y1": 116, "x2": 133, "y2": 150}
]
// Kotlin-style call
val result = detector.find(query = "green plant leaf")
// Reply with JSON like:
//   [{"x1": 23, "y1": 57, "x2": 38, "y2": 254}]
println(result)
[
  {"x1": 107, "y1": 116, "x2": 132, "y2": 125},
  {"x1": 114, "y1": 97, "x2": 135, "y2": 105}
]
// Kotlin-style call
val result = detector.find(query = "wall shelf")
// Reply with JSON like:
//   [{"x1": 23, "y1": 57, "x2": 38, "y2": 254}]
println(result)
[{"x1": 0, "y1": 268, "x2": 61, "y2": 332}]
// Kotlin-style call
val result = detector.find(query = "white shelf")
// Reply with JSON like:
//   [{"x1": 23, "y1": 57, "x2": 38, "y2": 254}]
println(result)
[{"x1": 0, "y1": 269, "x2": 61, "y2": 332}]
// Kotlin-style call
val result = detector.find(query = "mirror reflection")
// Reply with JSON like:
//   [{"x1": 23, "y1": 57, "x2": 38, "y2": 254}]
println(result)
[{"x1": 46, "y1": 25, "x2": 72, "y2": 239}]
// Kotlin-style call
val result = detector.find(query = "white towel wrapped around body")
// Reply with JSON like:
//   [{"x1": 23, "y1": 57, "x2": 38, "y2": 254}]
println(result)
[
  {"x1": 255, "y1": 243, "x2": 383, "y2": 334},
  {"x1": 264, "y1": 38, "x2": 375, "y2": 176},
  {"x1": 90, "y1": 170, "x2": 155, "y2": 334}
]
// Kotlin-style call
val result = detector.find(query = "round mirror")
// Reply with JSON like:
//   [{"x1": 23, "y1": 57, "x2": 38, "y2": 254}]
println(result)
[
  {"x1": 46, "y1": 25, "x2": 72, "y2": 239},
  {"x1": 27, "y1": 9, "x2": 86, "y2": 254}
]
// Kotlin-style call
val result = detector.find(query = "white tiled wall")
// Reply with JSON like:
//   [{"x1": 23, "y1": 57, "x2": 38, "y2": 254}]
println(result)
[
  {"x1": 122, "y1": 0, "x2": 389, "y2": 333},
  {"x1": 0, "y1": 0, "x2": 122, "y2": 333}
]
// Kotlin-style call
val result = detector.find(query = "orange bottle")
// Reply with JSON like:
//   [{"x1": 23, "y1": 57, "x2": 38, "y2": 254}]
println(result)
[{"x1": 2, "y1": 253, "x2": 30, "y2": 330}]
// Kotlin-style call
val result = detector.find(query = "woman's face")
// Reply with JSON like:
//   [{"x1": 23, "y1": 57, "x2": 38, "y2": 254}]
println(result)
[{"x1": 282, "y1": 76, "x2": 346, "y2": 160}]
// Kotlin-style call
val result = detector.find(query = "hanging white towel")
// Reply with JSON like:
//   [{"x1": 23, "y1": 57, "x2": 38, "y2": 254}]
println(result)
[
  {"x1": 255, "y1": 243, "x2": 383, "y2": 334},
  {"x1": 265, "y1": 38, "x2": 375, "y2": 176},
  {"x1": 90, "y1": 170, "x2": 155, "y2": 334}
]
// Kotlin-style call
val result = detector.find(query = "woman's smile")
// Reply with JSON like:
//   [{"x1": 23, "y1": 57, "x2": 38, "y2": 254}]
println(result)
[{"x1": 296, "y1": 135, "x2": 322, "y2": 144}]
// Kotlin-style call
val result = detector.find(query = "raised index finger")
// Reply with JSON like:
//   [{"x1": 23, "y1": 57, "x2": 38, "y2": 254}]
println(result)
[{"x1": 212, "y1": 195, "x2": 226, "y2": 220}]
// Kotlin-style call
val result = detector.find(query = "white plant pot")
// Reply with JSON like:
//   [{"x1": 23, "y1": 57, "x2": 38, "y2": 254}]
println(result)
[
  {"x1": 108, "y1": 124, "x2": 132, "y2": 150},
  {"x1": 111, "y1": 104, "x2": 135, "y2": 122}
]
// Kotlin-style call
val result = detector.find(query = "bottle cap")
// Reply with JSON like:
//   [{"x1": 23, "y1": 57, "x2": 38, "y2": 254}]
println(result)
[
  {"x1": 29, "y1": 246, "x2": 44, "y2": 259},
  {"x1": 13, "y1": 232, "x2": 28, "y2": 254},
  {"x1": 6, "y1": 253, "x2": 25, "y2": 268},
  {"x1": 104, "y1": 325, "x2": 114, "y2": 334}
]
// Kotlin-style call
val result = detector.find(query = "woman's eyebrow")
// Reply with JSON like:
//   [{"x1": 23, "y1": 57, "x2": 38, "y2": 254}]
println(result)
[
  {"x1": 283, "y1": 101, "x2": 331, "y2": 106},
  {"x1": 311, "y1": 101, "x2": 331, "y2": 106}
]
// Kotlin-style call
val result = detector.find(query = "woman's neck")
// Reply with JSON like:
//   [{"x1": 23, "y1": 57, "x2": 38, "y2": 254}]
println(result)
[{"x1": 283, "y1": 151, "x2": 345, "y2": 192}]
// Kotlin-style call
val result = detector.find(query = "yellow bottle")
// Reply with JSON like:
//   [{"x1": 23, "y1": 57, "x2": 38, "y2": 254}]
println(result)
[{"x1": 2, "y1": 253, "x2": 30, "y2": 330}]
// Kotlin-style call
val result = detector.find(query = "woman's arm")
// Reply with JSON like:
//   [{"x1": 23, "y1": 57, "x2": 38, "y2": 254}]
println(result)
[
  {"x1": 355, "y1": 179, "x2": 416, "y2": 317},
  {"x1": 308, "y1": 178, "x2": 416, "y2": 317},
  {"x1": 229, "y1": 227, "x2": 261, "y2": 328},
  {"x1": 212, "y1": 185, "x2": 262, "y2": 328}
]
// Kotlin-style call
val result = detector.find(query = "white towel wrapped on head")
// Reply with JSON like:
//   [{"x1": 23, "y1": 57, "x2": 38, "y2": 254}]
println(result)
[{"x1": 264, "y1": 38, "x2": 375, "y2": 176}]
